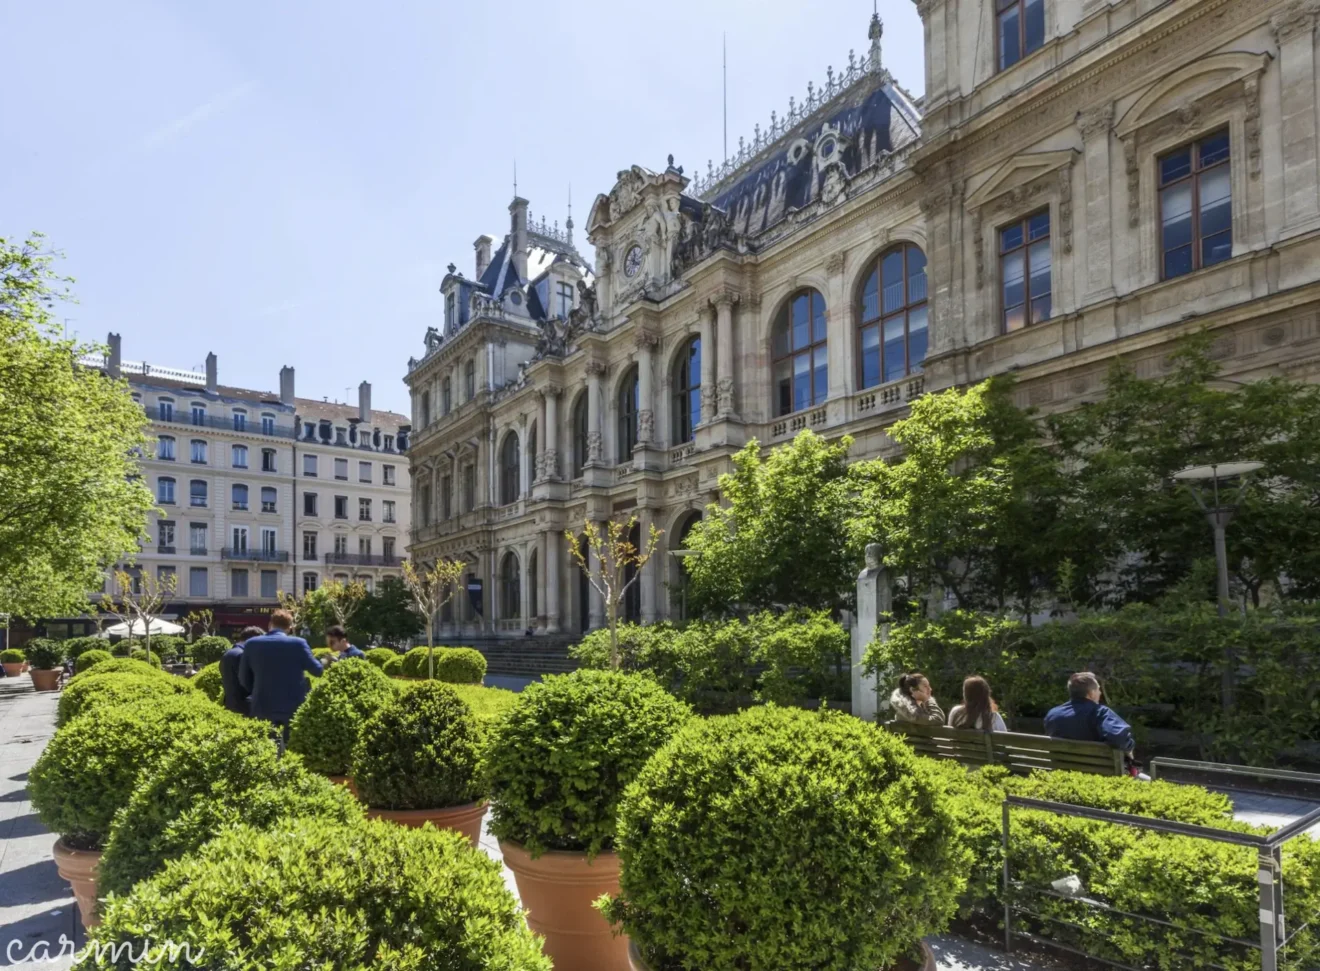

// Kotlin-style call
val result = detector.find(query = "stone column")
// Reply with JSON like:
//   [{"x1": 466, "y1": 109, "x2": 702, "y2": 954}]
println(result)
[
  {"x1": 519, "y1": 417, "x2": 532, "y2": 497},
  {"x1": 544, "y1": 529, "x2": 561, "y2": 633},
  {"x1": 712, "y1": 293, "x2": 738, "y2": 419},
  {"x1": 1078, "y1": 104, "x2": 1116, "y2": 303},
  {"x1": 1274, "y1": 2, "x2": 1320, "y2": 229},
  {"x1": 635, "y1": 332, "x2": 658, "y2": 444},
  {"x1": 638, "y1": 507, "x2": 657, "y2": 623},
  {"x1": 543, "y1": 386, "x2": 560, "y2": 480},
  {"x1": 851, "y1": 543, "x2": 889, "y2": 722},
  {"x1": 698, "y1": 307, "x2": 716, "y2": 425},
  {"x1": 588, "y1": 521, "x2": 605, "y2": 629},
  {"x1": 585, "y1": 360, "x2": 605, "y2": 466},
  {"x1": 520, "y1": 543, "x2": 532, "y2": 630}
]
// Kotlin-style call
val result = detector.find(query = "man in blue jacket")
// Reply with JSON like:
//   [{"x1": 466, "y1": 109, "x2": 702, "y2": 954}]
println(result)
[
  {"x1": 219, "y1": 626, "x2": 266, "y2": 716},
  {"x1": 1044, "y1": 671, "x2": 1135, "y2": 755},
  {"x1": 237, "y1": 609, "x2": 324, "y2": 750},
  {"x1": 325, "y1": 625, "x2": 366, "y2": 661}
]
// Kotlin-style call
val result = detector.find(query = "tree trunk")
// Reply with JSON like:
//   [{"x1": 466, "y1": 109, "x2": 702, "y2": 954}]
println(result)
[
  {"x1": 608, "y1": 600, "x2": 619, "y2": 671},
  {"x1": 427, "y1": 617, "x2": 435, "y2": 680}
]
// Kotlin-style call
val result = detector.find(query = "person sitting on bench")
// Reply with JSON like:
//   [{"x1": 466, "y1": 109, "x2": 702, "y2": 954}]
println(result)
[
  {"x1": 1044, "y1": 672, "x2": 1134, "y2": 754},
  {"x1": 948, "y1": 675, "x2": 1008, "y2": 732},
  {"x1": 890, "y1": 672, "x2": 946, "y2": 726}
]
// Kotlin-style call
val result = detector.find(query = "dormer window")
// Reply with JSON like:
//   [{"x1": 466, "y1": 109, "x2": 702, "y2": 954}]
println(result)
[
  {"x1": 446, "y1": 291, "x2": 457, "y2": 329},
  {"x1": 557, "y1": 281, "x2": 573, "y2": 318}
]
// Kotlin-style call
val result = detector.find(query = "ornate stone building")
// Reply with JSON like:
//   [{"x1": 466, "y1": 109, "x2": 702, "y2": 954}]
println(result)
[{"x1": 406, "y1": 0, "x2": 1320, "y2": 640}]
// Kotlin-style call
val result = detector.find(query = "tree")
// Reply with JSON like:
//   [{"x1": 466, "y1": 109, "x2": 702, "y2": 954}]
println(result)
[
  {"x1": 182, "y1": 608, "x2": 215, "y2": 638},
  {"x1": 401, "y1": 559, "x2": 466, "y2": 679},
  {"x1": 565, "y1": 515, "x2": 661, "y2": 670},
  {"x1": 101, "y1": 568, "x2": 178, "y2": 663},
  {"x1": 318, "y1": 579, "x2": 367, "y2": 630},
  {"x1": 349, "y1": 576, "x2": 424, "y2": 646},
  {"x1": 276, "y1": 589, "x2": 323, "y2": 638},
  {"x1": 0, "y1": 234, "x2": 154, "y2": 619},
  {"x1": 683, "y1": 430, "x2": 858, "y2": 615}
]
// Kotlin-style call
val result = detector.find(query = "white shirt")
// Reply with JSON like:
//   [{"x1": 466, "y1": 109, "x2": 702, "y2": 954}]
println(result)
[{"x1": 948, "y1": 705, "x2": 1007, "y2": 732}]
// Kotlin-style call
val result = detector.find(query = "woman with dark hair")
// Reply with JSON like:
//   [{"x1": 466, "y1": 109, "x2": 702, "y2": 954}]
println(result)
[
  {"x1": 948, "y1": 675, "x2": 1008, "y2": 731},
  {"x1": 889, "y1": 672, "x2": 946, "y2": 725}
]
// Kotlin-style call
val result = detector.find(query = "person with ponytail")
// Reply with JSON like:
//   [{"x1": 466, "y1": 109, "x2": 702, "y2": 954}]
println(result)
[
  {"x1": 948, "y1": 675, "x2": 1007, "y2": 731},
  {"x1": 889, "y1": 672, "x2": 946, "y2": 725}
]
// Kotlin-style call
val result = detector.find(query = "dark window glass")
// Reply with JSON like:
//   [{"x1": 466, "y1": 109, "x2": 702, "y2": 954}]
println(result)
[
  {"x1": 1000, "y1": 211, "x2": 1052, "y2": 332},
  {"x1": 772, "y1": 288, "x2": 828, "y2": 416},
  {"x1": 617, "y1": 368, "x2": 639, "y2": 461},
  {"x1": 1160, "y1": 130, "x2": 1232, "y2": 280},
  {"x1": 998, "y1": 0, "x2": 1045, "y2": 71},
  {"x1": 672, "y1": 337, "x2": 702, "y2": 444},
  {"x1": 859, "y1": 244, "x2": 928, "y2": 389},
  {"x1": 573, "y1": 394, "x2": 589, "y2": 478},
  {"x1": 500, "y1": 433, "x2": 521, "y2": 505}
]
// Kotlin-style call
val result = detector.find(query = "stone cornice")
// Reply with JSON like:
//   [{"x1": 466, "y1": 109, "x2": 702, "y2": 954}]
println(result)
[{"x1": 1272, "y1": 0, "x2": 1320, "y2": 43}]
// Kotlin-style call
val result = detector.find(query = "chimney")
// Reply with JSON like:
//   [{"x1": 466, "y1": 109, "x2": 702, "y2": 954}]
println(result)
[
  {"x1": 205, "y1": 352, "x2": 217, "y2": 393},
  {"x1": 509, "y1": 197, "x2": 529, "y2": 284},
  {"x1": 358, "y1": 381, "x2": 372, "y2": 424},
  {"x1": 279, "y1": 365, "x2": 295, "y2": 406},
  {"x1": 107, "y1": 332, "x2": 122, "y2": 379},
  {"x1": 474, "y1": 235, "x2": 494, "y2": 279}
]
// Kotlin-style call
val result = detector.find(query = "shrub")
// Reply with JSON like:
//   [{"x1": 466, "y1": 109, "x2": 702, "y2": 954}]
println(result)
[
  {"x1": 99, "y1": 718, "x2": 360, "y2": 897},
  {"x1": 30, "y1": 693, "x2": 228, "y2": 849},
  {"x1": 73, "y1": 649, "x2": 114, "y2": 674},
  {"x1": 450, "y1": 683, "x2": 519, "y2": 727},
  {"x1": 401, "y1": 645, "x2": 433, "y2": 678},
  {"x1": 66, "y1": 657, "x2": 164, "y2": 682},
  {"x1": 312, "y1": 647, "x2": 335, "y2": 663},
  {"x1": 86, "y1": 819, "x2": 550, "y2": 971},
  {"x1": 352, "y1": 682, "x2": 485, "y2": 810},
  {"x1": 1002, "y1": 770, "x2": 1234, "y2": 826},
  {"x1": 128, "y1": 648, "x2": 164, "y2": 668},
  {"x1": 435, "y1": 646, "x2": 486, "y2": 684},
  {"x1": 365, "y1": 647, "x2": 396, "y2": 669},
  {"x1": 1, "y1": 648, "x2": 23, "y2": 664},
  {"x1": 23, "y1": 638, "x2": 64, "y2": 670},
  {"x1": 191, "y1": 662, "x2": 223, "y2": 703},
  {"x1": 189, "y1": 635, "x2": 232, "y2": 667},
  {"x1": 147, "y1": 635, "x2": 188, "y2": 662},
  {"x1": 604, "y1": 706, "x2": 967, "y2": 971},
  {"x1": 57, "y1": 672, "x2": 194, "y2": 727},
  {"x1": 486, "y1": 670, "x2": 691, "y2": 858},
  {"x1": 288, "y1": 658, "x2": 397, "y2": 776},
  {"x1": 383, "y1": 655, "x2": 404, "y2": 677},
  {"x1": 61, "y1": 636, "x2": 104, "y2": 660}
]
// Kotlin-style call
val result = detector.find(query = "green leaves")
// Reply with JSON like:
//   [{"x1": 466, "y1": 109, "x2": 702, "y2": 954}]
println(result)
[
  {"x1": 188, "y1": 636, "x2": 231, "y2": 667},
  {"x1": 56, "y1": 669, "x2": 193, "y2": 727},
  {"x1": 287, "y1": 657, "x2": 397, "y2": 776}
]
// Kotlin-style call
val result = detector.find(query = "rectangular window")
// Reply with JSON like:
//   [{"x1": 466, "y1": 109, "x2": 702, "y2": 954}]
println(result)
[
  {"x1": 334, "y1": 495, "x2": 348, "y2": 520},
  {"x1": 461, "y1": 466, "x2": 474, "y2": 513},
  {"x1": 334, "y1": 535, "x2": 348, "y2": 556},
  {"x1": 383, "y1": 500, "x2": 396, "y2": 523},
  {"x1": 190, "y1": 523, "x2": 207, "y2": 555},
  {"x1": 262, "y1": 449, "x2": 277, "y2": 473},
  {"x1": 190, "y1": 480, "x2": 208, "y2": 507},
  {"x1": 359, "y1": 461, "x2": 372, "y2": 483},
  {"x1": 358, "y1": 536, "x2": 372, "y2": 557},
  {"x1": 1000, "y1": 211, "x2": 1052, "y2": 332},
  {"x1": 335, "y1": 458, "x2": 348, "y2": 480},
  {"x1": 1160, "y1": 130, "x2": 1232, "y2": 280},
  {"x1": 557, "y1": 281, "x2": 574, "y2": 318},
  {"x1": 191, "y1": 440, "x2": 207, "y2": 464},
  {"x1": 261, "y1": 528, "x2": 277, "y2": 555},
  {"x1": 359, "y1": 498, "x2": 372, "y2": 522},
  {"x1": 383, "y1": 464, "x2": 396, "y2": 485},
  {"x1": 998, "y1": 0, "x2": 1045, "y2": 71},
  {"x1": 157, "y1": 565, "x2": 176, "y2": 589},
  {"x1": 303, "y1": 531, "x2": 318, "y2": 561},
  {"x1": 304, "y1": 492, "x2": 318, "y2": 517},
  {"x1": 191, "y1": 405, "x2": 206, "y2": 426},
  {"x1": 383, "y1": 536, "x2": 395, "y2": 561},
  {"x1": 157, "y1": 478, "x2": 176, "y2": 505},
  {"x1": 261, "y1": 570, "x2": 278, "y2": 598},
  {"x1": 232, "y1": 444, "x2": 248, "y2": 468},
  {"x1": 231, "y1": 569, "x2": 249, "y2": 597},
  {"x1": 231, "y1": 526, "x2": 248, "y2": 553},
  {"x1": 189, "y1": 567, "x2": 208, "y2": 597},
  {"x1": 158, "y1": 521, "x2": 175, "y2": 551},
  {"x1": 441, "y1": 475, "x2": 452, "y2": 520},
  {"x1": 261, "y1": 415, "x2": 275, "y2": 435},
  {"x1": 232, "y1": 483, "x2": 248, "y2": 510},
  {"x1": 233, "y1": 412, "x2": 247, "y2": 432},
  {"x1": 159, "y1": 400, "x2": 174, "y2": 422},
  {"x1": 261, "y1": 486, "x2": 277, "y2": 513},
  {"x1": 157, "y1": 436, "x2": 175, "y2": 461},
  {"x1": 303, "y1": 572, "x2": 318, "y2": 594},
  {"x1": 303, "y1": 454, "x2": 318, "y2": 477},
  {"x1": 420, "y1": 485, "x2": 432, "y2": 527}
]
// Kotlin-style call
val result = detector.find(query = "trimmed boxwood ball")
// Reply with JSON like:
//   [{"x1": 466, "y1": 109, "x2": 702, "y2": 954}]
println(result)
[
  {"x1": 66, "y1": 657, "x2": 165, "y2": 682},
  {"x1": 191, "y1": 662, "x2": 223, "y2": 703},
  {"x1": 61, "y1": 636, "x2": 104, "y2": 660},
  {"x1": 128, "y1": 648, "x2": 164, "y2": 668},
  {"x1": 602, "y1": 706, "x2": 968, "y2": 971},
  {"x1": 486, "y1": 670, "x2": 692, "y2": 858},
  {"x1": 189, "y1": 635, "x2": 231, "y2": 667},
  {"x1": 288, "y1": 658, "x2": 397, "y2": 776},
  {"x1": 23, "y1": 638, "x2": 64, "y2": 670},
  {"x1": 30, "y1": 693, "x2": 231, "y2": 849},
  {"x1": 365, "y1": 646, "x2": 396, "y2": 668},
  {"x1": 401, "y1": 645, "x2": 432, "y2": 678},
  {"x1": 57, "y1": 671, "x2": 194, "y2": 727},
  {"x1": 436, "y1": 646, "x2": 487, "y2": 684},
  {"x1": 352, "y1": 681, "x2": 484, "y2": 811},
  {"x1": 99, "y1": 718, "x2": 361, "y2": 897},
  {"x1": 383, "y1": 654, "x2": 404, "y2": 677},
  {"x1": 73, "y1": 649, "x2": 114, "y2": 674},
  {"x1": 87, "y1": 818, "x2": 551, "y2": 971},
  {"x1": 1, "y1": 648, "x2": 24, "y2": 664}
]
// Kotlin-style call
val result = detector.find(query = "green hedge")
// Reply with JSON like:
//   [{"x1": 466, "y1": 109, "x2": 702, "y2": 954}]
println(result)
[
  {"x1": 866, "y1": 604, "x2": 1320, "y2": 763},
  {"x1": 449, "y1": 683, "x2": 519, "y2": 727},
  {"x1": 66, "y1": 657, "x2": 163, "y2": 682},
  {"x1": 434, "y1": 646, "x2": 486, "y2": 684},
  {"x1": 189, "y1": 635, "x2": 232, "y2": 667},
  {"x1": 23, "y1": 638, "x2": 64, "y2": 669},
  {"x1": 128, "y1": 648, "x2": 164, "y2": 668},
  {"x1": 73, "y1": 649, "x2": 113, "y2": 674},
  {"x1": 401, "y1": 645, "x2": 434, "y2": 678},
  {"x1": 86, "y1": 819, "x2": 549, "y2": 970},
  {"x1": 60, "y1": 636, "x2": 105, "y2": 660},
  {"x1": 604, "y1": 706, "x2": 966, "y2": 971},
  {"x1": 365, "y1": 647, "x2": 396, "y2": 669},
  {"x1": 56, "y1": 671, "x2": 194, "y2": 727},
  {"x1": 191, "y1": 662, "x2": 223, "y2": 703},
  {"x1": 99, "y1": 718, "x2": 360, "y2": 897},
  {"x1": 287, "y1": 658, "x2": 397, "y2": 776},
  {"x1": 383, "y1": 655, "x2": 404, "y2": 677},
  {"x1": 571, "y1": 610, "x2": 849, "y2": 710}
]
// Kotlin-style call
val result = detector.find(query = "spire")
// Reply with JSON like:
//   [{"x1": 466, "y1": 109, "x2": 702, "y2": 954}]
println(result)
[
  {"x1": 869, "y1": 9, "x2": 883, "y2": 74},
  {"x1": 566, "y1": 184, "x2": 574, "y2": 246}
]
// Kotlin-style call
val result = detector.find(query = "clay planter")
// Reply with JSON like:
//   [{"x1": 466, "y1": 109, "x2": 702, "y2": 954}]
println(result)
[
  {"x1": 628, "y1": 937, "x2": 936, "y2": 971},
  {"x1": 500, "y1": 840, "x2": 626, "y2": 971},
  {"x1": 2, "y1": 663, "x2": 21, "y2": 678},
  {"x1": 365, "y1": 800, "x2": 487, "y2": 848},
  {"x1": 52, "y1": 838, "x2": 102, "y2": 929},
  {"x1": 327, "y1": 775, "x2": 360, "y2": 799},
  {"x1": 29, "y1": 669, "x2": 61, "y2": 692}
]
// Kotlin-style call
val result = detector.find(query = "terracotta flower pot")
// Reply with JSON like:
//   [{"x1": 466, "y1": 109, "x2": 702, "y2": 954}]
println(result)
[
  {"x1": 499, "y1": 839, "x2": 626, "y2": 971},
  {"x1": 366, "y1": 800, "x2": 487, "y2": 848},
  {"x1": 2, "y1": 663, "x2": 22, "y2": 678},
  {"x1": 627, "y1": 937, "x2": 936, "y2": 971},
  {"x1": 327, "y1": 775, "x2": 360, "y2": 799},
  {"x1": 52, "y1": 837, "x2": 102, "y2": 929},
  {"x1": 30, "y1": 668, "x2": 61, "y2": 692}
]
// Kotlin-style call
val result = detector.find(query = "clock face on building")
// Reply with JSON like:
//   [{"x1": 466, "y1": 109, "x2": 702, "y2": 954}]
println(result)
[{"x1": 623, "y1": 245, "x2": 643, "y2": 278}]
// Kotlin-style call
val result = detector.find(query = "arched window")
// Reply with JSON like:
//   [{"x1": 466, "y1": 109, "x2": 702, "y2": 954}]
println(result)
[
  {"x1": 623, "y1": 520, "x2": 641, "y2": 623},
  {"x1": 859, "y1": 243, "x2": 928, "y2": 388},
  {"x1": 670, "y1": 511, "x2": 703, "y2": 621},
  {"x1": 420, "y1": 391, "x2": 431, "y2": 427},
  {"x1": 773, "y1": 288, "x2": 828, "y2": 416},
  {"x1": 528, "y1": 548, "x2": 539, "y2": 621},
  {"x1": 572, "y1": 393, "x2": 589, "y2": 478},
  {"x1": 464, "y1": 359, "x2": 476, "y2": 400},
  {"x1": 617, "y1": 366, "x2": 639, "y2": 462},
  {"x1": 672, "y1": 337, "x2": 701, "y2": 444},
  {"x1": 499, "y1": 551, "x2": 521, "y2": 621},
  {"x1": 576, "y1": 532, "x2": 591, "y2": 631},
  {"x1": 528, "y1": 421, "x2": 539, "y2": 482},
  {"x1": 499, "y1": 432, "x2": 521, "y2": 505},
  {"x1": 442, "y1": 377, "x2": 452, "y2": 415}
]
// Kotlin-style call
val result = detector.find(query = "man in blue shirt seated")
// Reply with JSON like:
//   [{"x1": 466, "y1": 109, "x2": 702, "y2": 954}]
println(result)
[
  {"x1": 325, "y1": 625, "x2": 366, "y2": 662},
  {"x1": 238, "y1": 609, "x2": 324, "y2": 750},
  {"x1": 219, "y1": 626, "x2": 266, "y2": 716},
  {"x1": 1044, "y1": 671, "x2": 1135, "y2": 755}
]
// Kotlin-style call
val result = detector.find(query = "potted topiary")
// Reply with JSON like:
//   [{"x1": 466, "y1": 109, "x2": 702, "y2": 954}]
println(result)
[
  {"x1": 350, "y1": 681, "x2": 487, "y2": 845},
  {"x1": 287, "y1": 658, "x2": 396, "y2": 789},
  {"x1": 602, "y1": 706, "x2": 965, "y2": 971},
  {"x1": 435, "y1": 646, "x2": 487, "y2": 684},
  {"x1": 24, "y1": 639, "x2": 66, "y2": 691},
  {"x1": 485, "y1": 670, "x2": 691, "y2": 971},
  {"x1": 73, "y1": 649, "x2": 114, "y2": 675},
  {"x1": 1, "y1": 648, "x2": 24, "y2": 678}
]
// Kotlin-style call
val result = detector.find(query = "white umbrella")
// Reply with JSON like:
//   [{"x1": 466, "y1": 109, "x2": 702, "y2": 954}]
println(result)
[{"x1": 100, "y1": 617, "x2": 185, "y2": 638}]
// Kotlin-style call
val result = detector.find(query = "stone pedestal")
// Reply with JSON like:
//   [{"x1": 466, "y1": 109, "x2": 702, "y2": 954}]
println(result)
[{"x1": 851, "y1": 543, "x2": 889, "y2": 722}]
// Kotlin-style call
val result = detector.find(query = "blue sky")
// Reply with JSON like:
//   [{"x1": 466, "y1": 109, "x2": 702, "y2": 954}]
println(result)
[{"x1": 1, "y1": 0, "x2": 925, "y2": 415}]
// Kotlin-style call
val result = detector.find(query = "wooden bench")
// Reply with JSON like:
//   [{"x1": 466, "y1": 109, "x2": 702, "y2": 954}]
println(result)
[{"x1": 884, "y1": 722, "x2": 1127, "y2": 776}]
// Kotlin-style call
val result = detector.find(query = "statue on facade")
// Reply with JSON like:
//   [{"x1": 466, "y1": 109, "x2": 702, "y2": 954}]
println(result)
[{"x1": 423, "y1": 326, "x2": 442, "y2": 352}]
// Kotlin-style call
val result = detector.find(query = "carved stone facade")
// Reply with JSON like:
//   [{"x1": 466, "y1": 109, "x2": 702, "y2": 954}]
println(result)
[{"x1": 406, "y1": 2, "x2": 1320, "y2": 642}]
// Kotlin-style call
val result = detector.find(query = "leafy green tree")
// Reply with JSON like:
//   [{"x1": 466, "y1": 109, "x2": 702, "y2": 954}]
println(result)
[
  {"x1": 348, "y1": 576, "x2": 424, "y2": 646},
  {"x1": 684, "y1": 430, "x2": 858, "y2": 615},
  {"x1": 0, "y1": 234, "x2": 153, "y2": 619}
]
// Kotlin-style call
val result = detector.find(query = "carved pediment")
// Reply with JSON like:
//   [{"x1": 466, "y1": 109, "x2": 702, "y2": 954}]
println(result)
[
  {"x1": 965, "y1": 150, "x2": 1078, "y2": 211},
  {"x1": 1116, "y1": 52, "x2": 1271, "y2": 140}
]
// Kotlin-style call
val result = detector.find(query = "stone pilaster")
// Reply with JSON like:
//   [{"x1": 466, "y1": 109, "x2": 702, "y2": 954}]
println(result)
[
  {"x1": 1078, "y1": 103, "x2": 1116, "y2": 303},
  {"x1": 635, "y1": 331, "x2": 658, "y2": 444},
  {"x1": 711, "y1": 292, "x2": 739, "y2": 419},
  {"x1": 544, "y1": 529, "x2": 561, "y2": 633},
  {"x1": 584, "y1": 360, "x2": 605, "y2": 466},
  {"x1": 1273, "y1": 1, "x2": 1320, "y2": 230}
]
